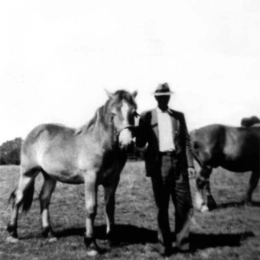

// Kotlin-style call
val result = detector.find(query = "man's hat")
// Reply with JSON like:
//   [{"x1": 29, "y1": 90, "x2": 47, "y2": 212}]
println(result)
[{"x1": 153, "y1": 83, "x2": 174, "y2": 96}]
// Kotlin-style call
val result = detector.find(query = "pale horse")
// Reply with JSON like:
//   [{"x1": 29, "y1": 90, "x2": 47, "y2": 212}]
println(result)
[{"x1": 7, "y1": 89, "x2": 138, "y2": 256}]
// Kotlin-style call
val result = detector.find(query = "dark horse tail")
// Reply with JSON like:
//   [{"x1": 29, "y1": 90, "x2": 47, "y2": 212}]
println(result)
[{"x1": 9, "y1": 179, "x2": 35, "y2": 212}]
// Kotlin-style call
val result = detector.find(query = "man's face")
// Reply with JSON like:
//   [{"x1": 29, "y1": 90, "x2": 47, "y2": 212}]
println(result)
[{"x1": 155, "y1": 95, "x2": 170, "y2": 109}]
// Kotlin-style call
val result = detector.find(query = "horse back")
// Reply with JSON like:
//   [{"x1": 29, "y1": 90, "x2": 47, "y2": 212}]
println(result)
[
  {"x1": 23, "y1": 123, "x2": 74, "y2": 148},
  {"x1": 21, "y1": 124, "x2": 75, "y2": 163},
  {"x1": 190, "y1": 124, "x2": 260, "y2": 170}
]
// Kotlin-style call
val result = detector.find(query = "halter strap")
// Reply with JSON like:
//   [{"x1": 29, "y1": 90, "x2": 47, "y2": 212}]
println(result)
[
  {"x1": 113, "y1": 125, "x2": 137, "y2": 143},
  {"x1": 115, "y1": 125, "x2": 136, "y2": 136}
]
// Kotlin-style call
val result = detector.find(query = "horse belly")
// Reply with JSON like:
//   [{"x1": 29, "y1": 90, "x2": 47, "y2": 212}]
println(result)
[
  {"x1": 44, "y1": 166, "x2": 85, "y2": 184},
  {"x1": 221, "y1": 156, "x2": 254, "y2": 172},
  {"x1": 40, "y1": 155, "x2": 85, "y2": 184}
]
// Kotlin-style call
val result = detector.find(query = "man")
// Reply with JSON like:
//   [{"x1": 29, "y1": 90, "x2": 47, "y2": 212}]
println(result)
[{"x1": 136, "y1": 83, "x2": 195, "y2": 255}]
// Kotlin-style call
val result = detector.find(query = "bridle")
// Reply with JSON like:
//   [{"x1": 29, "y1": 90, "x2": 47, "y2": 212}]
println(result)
[
  {"x1": 113, "y1": 125, "x2": 137, "y2": 143},
  {"x1": 110, "y1": 106, "x2": 139, "y2": 144}
]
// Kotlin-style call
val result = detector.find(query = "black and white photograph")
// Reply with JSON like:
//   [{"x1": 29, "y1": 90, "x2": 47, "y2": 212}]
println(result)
[{"x1": 0, "y1": 1, "x2": 260, "y2": 259}]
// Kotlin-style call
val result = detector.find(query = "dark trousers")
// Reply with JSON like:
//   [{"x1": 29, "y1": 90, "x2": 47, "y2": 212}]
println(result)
[{"x1": 151, "y1": 153, "x2": 193, "y2": 251}]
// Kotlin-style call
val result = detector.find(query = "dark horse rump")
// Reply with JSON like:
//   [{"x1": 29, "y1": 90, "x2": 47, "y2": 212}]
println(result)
[
  {"x1": 241, "y1": 116, "x2": 260, "y2": 127},
  {"x1": 190, "y1": 123, "x2": 260, "y2": 212}
]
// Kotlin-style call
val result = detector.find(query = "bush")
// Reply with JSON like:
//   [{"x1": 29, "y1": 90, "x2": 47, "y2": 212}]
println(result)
[{"x1": 0, "y1": 138, "x2": 23, "y2": 165}]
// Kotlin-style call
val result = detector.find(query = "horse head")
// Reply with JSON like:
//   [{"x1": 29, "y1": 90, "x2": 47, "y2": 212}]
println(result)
[{"x1": 106, "y1": 89, "x2": 138, "y2": 149}]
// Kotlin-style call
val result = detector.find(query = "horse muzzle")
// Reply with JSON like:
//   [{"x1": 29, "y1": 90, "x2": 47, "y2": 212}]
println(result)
[{"x1": 118, "y1": 127, "x2": 135, "y2": 149}]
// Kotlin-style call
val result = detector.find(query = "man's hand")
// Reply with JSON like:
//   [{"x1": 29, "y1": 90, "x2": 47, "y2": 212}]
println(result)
[{"x1": 188, "y1": 167, "x2": 196, "y2": 179}]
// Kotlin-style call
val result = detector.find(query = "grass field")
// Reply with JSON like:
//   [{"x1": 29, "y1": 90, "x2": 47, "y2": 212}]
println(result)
[{"x1": 0, "y1": 162, "x2": 260, "y2": 260}]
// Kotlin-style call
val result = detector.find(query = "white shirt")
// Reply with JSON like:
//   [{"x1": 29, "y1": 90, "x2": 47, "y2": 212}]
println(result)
[{"x1": 157, "y1": 108, "x2": 175, "y2": 152}]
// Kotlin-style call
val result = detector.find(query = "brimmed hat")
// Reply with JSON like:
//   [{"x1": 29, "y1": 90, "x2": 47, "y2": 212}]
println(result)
[{"x1": 153, "y1": 83, "x2": 174, "y2": 96}]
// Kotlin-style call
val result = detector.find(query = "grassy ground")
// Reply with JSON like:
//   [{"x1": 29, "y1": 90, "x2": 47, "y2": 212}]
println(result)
[{"x1": 0, "y1": 162, "x2": 259, "y2": 260}]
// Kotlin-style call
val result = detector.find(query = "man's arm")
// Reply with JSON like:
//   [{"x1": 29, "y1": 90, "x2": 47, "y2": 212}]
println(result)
[
  {"x1": 181, "y1": 113, "x2": 196, "y2": 178},
  {"x1": 135, "y1": 113, "x2": 148, "y2": 149}
]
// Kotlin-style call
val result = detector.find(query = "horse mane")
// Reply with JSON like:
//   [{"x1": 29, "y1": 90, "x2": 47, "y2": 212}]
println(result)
[
  {"x1": 111, "y1": 90, "x2": 137, "y2": 107},
  {"x1": 76, "y1": 90, "x2": 137, "y2": 135},
  {"x1": 76, "y1": 105, "x2": 108, "y2": 135}
]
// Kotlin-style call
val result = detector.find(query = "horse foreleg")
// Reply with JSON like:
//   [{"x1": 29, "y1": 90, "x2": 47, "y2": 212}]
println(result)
[
  {"x1": 244, "y1": 168, "x2": 260, "y2": 203},
  {"x1": 193, "y1": 185, "x2": 208, "y2": 212},
  {"x1": 103, "y1": 177, "x2": 120, "y2": 244},
  {"x1": 193, "y1": 166, "x2": 213, "y2": 212},
  {"x1": 193, "y1": 177, "x2": 209, "y2": 212},
  {"x1": 84, "y1": 173, "x2": 100, "y2": 256},
  {"x1": 204, "y1": 180, "x2": 217, "y2": 210},
  {"x1": 39, "y1": 173, "x2": 57, "y2": 242}
]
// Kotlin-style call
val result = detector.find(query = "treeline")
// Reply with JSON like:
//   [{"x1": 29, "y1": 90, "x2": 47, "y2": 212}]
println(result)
[
  {"x1": 0, "y1": 137, "x2": 144, "y2": 165},
  {"x1": 0, "y1": 138, "x2": 22, "y2": 165}
]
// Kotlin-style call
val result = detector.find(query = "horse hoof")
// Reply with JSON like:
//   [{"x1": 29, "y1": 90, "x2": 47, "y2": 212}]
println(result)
[
  {"x1": 109, "y1": 239, "x2": 120, "y2": 248},
  {"x1": 86, "y1": 249, "x2": 99, "y2": 257},
  {"x1": 48, "y1": 237, "x2": 58, "y2": 243},
  {"x1": 107, "y1": 232, "x2": 119, "y2": 247},
  {"x1": 200, "y1": 205, "x2": 209, "y2": 212},
  {"x1": 6, "y1": 236, "x2": 19, "y2": 243},
  {"x1": 208, "y1": 204, "x2": 217, "y2": 210}
]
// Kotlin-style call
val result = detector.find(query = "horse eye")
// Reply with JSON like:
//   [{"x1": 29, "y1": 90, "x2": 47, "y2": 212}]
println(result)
[
  {"x1": 111, "y1": 112, "x2": 116, "y2": 120},
  {"x1": 133, "y1": 111, "x2": 140, "y2": 118}
]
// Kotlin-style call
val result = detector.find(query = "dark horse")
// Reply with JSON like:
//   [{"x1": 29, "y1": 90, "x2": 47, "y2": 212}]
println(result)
[
  {"x1": 7, "y1": 90, "x2": 138, "y2": 256},
  {"x1": 241, "y1": 115, "x2": 260, "y2": 127},
  {"x1": 190, "y1": 123, "x2": 260, "y2": 212}
]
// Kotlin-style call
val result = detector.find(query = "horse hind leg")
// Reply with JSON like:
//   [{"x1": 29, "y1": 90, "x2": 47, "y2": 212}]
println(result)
[
  {"x1": 39, "y1": 172, "x2": 57, "y2": 242},
  {"x1": 7, "y1": 167, "x2": 39, "y2": 243},
  {"x1": 244, "y1": 168, "x2": 260, "y2": 204},
  {"x1": 204, "y1": 178, "x2": 217, "y2": 210}
]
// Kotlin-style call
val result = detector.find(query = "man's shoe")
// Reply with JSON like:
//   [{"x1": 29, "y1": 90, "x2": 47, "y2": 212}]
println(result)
[{"x1": 162, "y1": 246, "x2": 174, "y2": 257}]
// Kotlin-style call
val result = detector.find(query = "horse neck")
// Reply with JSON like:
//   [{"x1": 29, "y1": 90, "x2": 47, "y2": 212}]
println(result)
[
  {"x1": 94, "y1": 105, "x2": 114, "y2": 134},
  {"x1": 79, "y1": 105, "x2": 116, "y2": 146}
]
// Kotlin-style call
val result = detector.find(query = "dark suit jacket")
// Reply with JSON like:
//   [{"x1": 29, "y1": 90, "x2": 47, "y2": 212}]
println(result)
[{"x1": 136, "y1": 108, "x2": 194, "y2": 177}]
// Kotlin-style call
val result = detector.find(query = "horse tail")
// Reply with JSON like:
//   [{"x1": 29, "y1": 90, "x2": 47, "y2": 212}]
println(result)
[
  {"x1": 22, "y1": 179, "x2": 35, "y2": 212},
  {"x1": 8, "y1": 179, "x2": 35, "y2": 212},
  {"x1": 8, "y1": 189, "x2": 17, "y2": 207}
]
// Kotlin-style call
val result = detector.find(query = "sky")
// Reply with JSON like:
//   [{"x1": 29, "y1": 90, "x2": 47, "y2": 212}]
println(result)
[{"x1": 0, "y1": 0, "x2": 260, "y2": 145}]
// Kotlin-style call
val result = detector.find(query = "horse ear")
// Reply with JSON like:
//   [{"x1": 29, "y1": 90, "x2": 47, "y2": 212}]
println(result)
[
  {"x1": 132, "y1": 90, "x2": 138, "y2": 98},
  {"x1": 105, "y1": 89, "x2": 114, "y2": 99}
]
